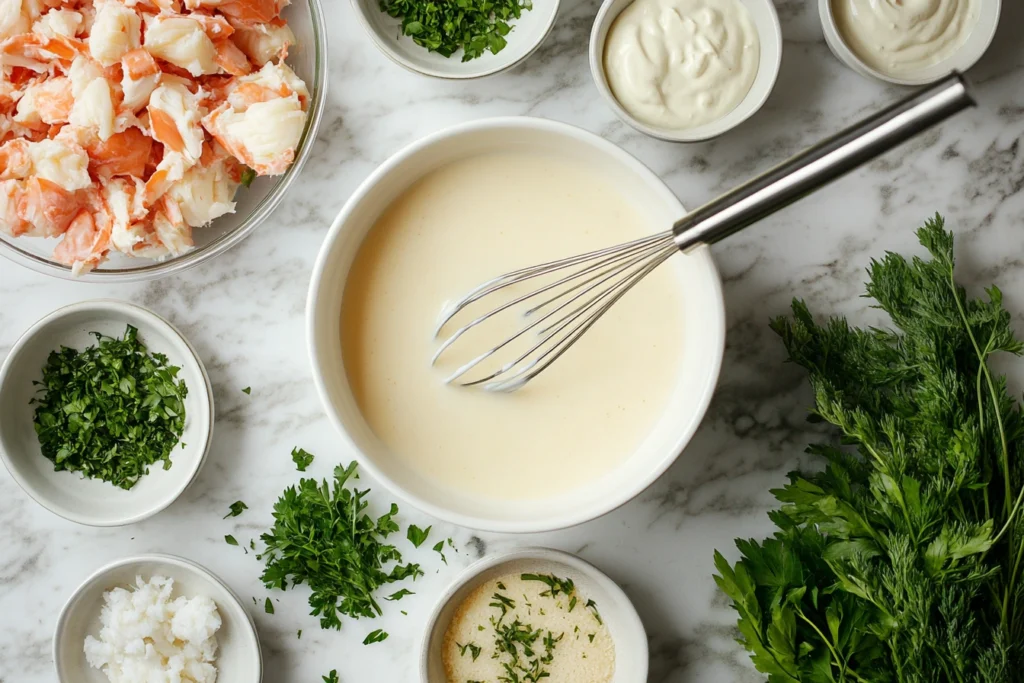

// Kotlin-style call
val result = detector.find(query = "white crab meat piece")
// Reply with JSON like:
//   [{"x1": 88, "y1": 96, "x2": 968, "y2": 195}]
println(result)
[
  {"x1": 14, "y1": 75, "x2": 73, "y2": 126},
  {"x1": 229, "y1": 19, "x2": 293, "y2": 66},
  {"x1": 166, "y1": 153, "x2": 239, "y2": 227},
  {"x1": 89, "y1": 1, "x2": 141, "y2": 66},
  {"x1": 143, "y1": 13, "x2": 218, "y2": 76},
  {"x1": 148, "y1": 80, "x2": 206, "y2": 164},
  {"x1": 69, "y1": 76, "x2": 116, "y2": 141},
  {"x1": 0, "y1": 0, "x2": 32, "y2": 42},
  {"x1": 27, "y1": 138, "x2": 92, "y2": 191},
  {"x1": 32, "y1": 8, "x2": 84, "y2": 39}
]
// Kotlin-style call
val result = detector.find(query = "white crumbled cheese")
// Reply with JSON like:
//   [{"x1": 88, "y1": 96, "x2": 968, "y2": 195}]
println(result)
[
  {"x1": 89, "y1": 1, "x2": 141, "y2": 66},
  {"x1": 84, "y1": 575, "x2": 221, "y2": 683},
  {"x1": 230, "y1": 21, "x2": 294, "y2": 66},
  {"x1": 69, "y1": 76, "x2": 116, "y2": 141},
  {"x1": 212, "y1": 94, "x2": 304, "y2": 175},
  {"x1": 167, "y1": 159, "x2": 238, "y2": 227},
  {"x1": 144, "y1": 15, "x2": 218, "y2": 77},
  {"x1": 32, "y1": 8, "x2": 83, "y2": 38},
  {"x1": 27, "y1": 138, "x2": 91, "y2": 191},
  {"x1": 149, "y1": 81, "x2": 206, "y2": 164}
]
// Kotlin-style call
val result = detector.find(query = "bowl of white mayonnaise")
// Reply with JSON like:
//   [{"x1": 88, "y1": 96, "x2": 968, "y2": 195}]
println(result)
[
  {"x1": 307, "y1": 117, "x2": 726, "y2": 533},
  {"x1": 820, "y1": 0, "x2": 1001, "y2": 86},
  {"x1": 589, "y1": 0, "x2": 782, "y2": 142}
]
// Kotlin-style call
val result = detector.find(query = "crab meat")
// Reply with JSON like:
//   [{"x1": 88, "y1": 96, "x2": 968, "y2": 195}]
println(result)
[
  {"x1": 69, "y1": 75, "x2": 116, "y2": 141},
  {"x1": 120, "y1": 48, "x2": 160, "y2": 111},
  {"x1": 0, "y1": 33, "x2": 85, "y2": 72},
  {"x1": 185, "y1": 0, "x2": 286, "y2": 24},
  {"x1": 229, "y1": 19, "x2": 293, "y2": 66},
  {"x1": 147, "y1": 80, "x2": 205, "y2": 164},
  {"x1": 143, "y1": 13, "x2": 219, "y2": 76},
  {"x1": 52, "y1": 192, "x2": 113, "y2": 275},
  {"x1": 0, "y1": 0, "x2": 32, "y2": 43},
  {"x1": 0, "y1": 176, "x2": 83, "y2": 236},
  {"x1": 166, "y1": 144, "x2": 240, "y2": 226},
  {"x1": 88, "y1": 1, "x2": 141, "y2": 66},
  {"x1": 86, "y1": 126, "x2": 152, "y2": 178},
  {"x1": 32, "y1": 8, "x2": 85, "y2": 39},
  {"x1": 14, "y1": 76, "x2": 74, "y2": 126}
]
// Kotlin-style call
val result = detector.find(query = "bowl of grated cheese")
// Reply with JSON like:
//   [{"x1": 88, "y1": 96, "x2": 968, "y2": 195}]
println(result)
[{"x1": 54, "y1": 554, "x2": 262, "y2": 683}]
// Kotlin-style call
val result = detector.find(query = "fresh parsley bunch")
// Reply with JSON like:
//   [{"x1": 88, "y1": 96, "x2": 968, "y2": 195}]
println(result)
[
  {"x1": 380, "y1": 0, "x2": 532, "y2": 61},
  {"x1": 31, "y1": 324, "x2": 187, "y2": 490},
  {"x1": 259, "y1": 461, "x2": 423, "y2": 630},
  {"x1": 715, "y1": 217, "x2": 1024, "y2": 682}
]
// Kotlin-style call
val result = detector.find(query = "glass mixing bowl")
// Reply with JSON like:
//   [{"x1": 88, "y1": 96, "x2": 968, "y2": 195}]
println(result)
[{"x1": 0, "y1": 0, "x2": 328, "y2": 282}]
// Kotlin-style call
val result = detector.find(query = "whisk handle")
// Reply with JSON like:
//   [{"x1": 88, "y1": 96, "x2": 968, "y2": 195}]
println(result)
[{"x1": 672, "y1": 72, "x2": 975, "y2": 252}]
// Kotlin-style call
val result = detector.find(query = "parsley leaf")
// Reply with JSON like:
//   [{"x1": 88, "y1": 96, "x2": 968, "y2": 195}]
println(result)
[
  {"x1": 432, "y1": 540, "x2": 447, "y2": 565},
  {"x1": 259, "y1": 459, "x2": 424, "y2": 630},
  {"x1": 322, "y1": 670, "x2": 339, "y2": 683},
  {"x1": 31, "y1": 325, "x2": 187, "y2": 490},
  {"x1": 385, "y1": 588, "x2": 414, "y2": 601},
  {"x1": 264, "y1": 597, "x2": 274, "y2": 614},
  {"x1": 291, "y1": 446, "x2": 314, "y2": 472},
  {"x1": 241, "y1": 386, "x2": 251, "y2": 395},
  {"x1": 224, "y1": 501, "x2": 248, "y2": 518},
  {"x1": 407, "y1": 524, "x2": 431, "y2": 548},
  {"x1": 240, "y1": 167, "x2": 256, "y2": 188},
  {"x1": 363, "y1": 629, "x2": 389, "y2": 645},
  {"x1": 225, "y1": 535, "x2": 239, "y2": 546}
]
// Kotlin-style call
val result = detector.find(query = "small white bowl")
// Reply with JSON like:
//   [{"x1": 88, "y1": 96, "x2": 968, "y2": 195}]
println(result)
[
  {"x1": 351, "y1": 0, "x2": 559, "y2": 78},
  {"x1": 307, "y1": 117, "x2": 725, "y2": 533},
  {"x1": 54, "y1": 554, "x2": 262, "y2": 683},
  {"x1": 589, "y1": 0, "x2": 782, "y2": 142},
  {"x1": 820, "y1": 0, "x2": 1001, "y2": 86},
  {"x1": 0, "y1": 300, "x2": 214, "y2": 526},
  {"x1": 419, "y1": 548, "x2": 647, "y2": 683}
]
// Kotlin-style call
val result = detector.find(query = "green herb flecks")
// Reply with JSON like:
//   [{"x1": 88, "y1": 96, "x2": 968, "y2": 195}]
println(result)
[
  {"x1": 259, "y1": 459, "x2": 424, "y2": 630},
  {"x1": 264, "y1": 597, "x2": 274, "y2": 614},
  {"x1": 31, "y1": 324, "x2": 187, "y2": 490},
  {"x1": 290, "y1": 446, "x2": 314, "y2": 472},
  {"x1": 714, "y1": 216, "x2": 1024, "y2": 682},
  {"x1": 385, "y1": 588, "x2": 414, "y2": 601},
  {"x1": 363, "y1": 629, "x2": 389, "y2": 645},
  {"x1": 433, "y1": 540, "x2": 447, "y2": 565},
  {"x1": 240, "y1": 167, "x2": 256, "y2": 188},
  {"x1": 521, "y1": 573, "x2": 576, "y2": 600},
  {"x1": 380, "y1": 0, "x2": 531, "y2": 62},
  {"x1": 241, "y1": 386, "x2": 251, "y2": 395},
  {"x1": 458, "y1": 641, "x2": 482, "y2": 661},
  {"x1": 224, "y1": 501, "x2": 248, "y2": 518},
  {"x1": 225, "y1": 534, "x2": 239, "y2": 546},
  {"x1": 407, "y1": 524, "x2": 431, "y2": 548},
  {"x1": 322, "y1": 670, "x2": 339, "y2": 683}
]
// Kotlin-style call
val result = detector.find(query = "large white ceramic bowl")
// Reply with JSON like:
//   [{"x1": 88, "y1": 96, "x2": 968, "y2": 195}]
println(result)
[
  {"x1": 307, "y1": 117, "x2": 725, "y2": 533},
  {"x1": 0, "y1": 300, "x2": 214, "y2": 526},
  {"x1": 420, "y1": 548, "x2": 648, "y2": 683},
  {"x1": 590, "y1": 0, "x2": 782, "y2": 142},
  {"x1": 0, "y1": 0, "x2": 328, "y2": 282},
  {"x1": 352, "y1": 0, "x2": 559, "y2": 79},
  {"x1": 820, "y1": 0, "x2": 1001, "y2": 86},
  {"x1": 54, "y1": 554, "x2": 262, "y2": 683}
]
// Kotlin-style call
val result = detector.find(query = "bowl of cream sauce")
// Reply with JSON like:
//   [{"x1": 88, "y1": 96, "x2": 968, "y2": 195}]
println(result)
[
  {"x1": 820, "y1": 0, "x2": 1001, "y2": 86},
  {"x1": 307, "y1": 117, "x2": 725, "y2": 533},
  {"x1": 589, "y1": 0, "x2": 782, "y2": 142}
]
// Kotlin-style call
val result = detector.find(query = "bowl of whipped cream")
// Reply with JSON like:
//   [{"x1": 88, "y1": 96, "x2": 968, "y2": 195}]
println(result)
[
  {"x1": 820, "y1": 0, "x2": 1001, "y2": 86},
  {"x1": 589, "y1": 0, "x2": 782, "y2": 142}
]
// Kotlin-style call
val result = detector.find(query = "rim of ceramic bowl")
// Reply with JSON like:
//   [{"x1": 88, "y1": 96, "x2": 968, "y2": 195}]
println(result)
[
  {"x1": 0, "y1": 300, "x2": 215, "y2": 526},
  {"x1": 306, "y1": 116, "x2": 726, "y2": 533},
  {"x1": 417, "y1": 547, "x2": 648, "y2": 682},
  {"x1": 53, "y1": 553, "x2": 263, "y2": 683},
  {"x1": 350, "y1": 0, "x2": 560, "y2": 79},
  {"x1": 818, "y1": 0, "x2": 1002, "y2": 86},
  {"x1": 589, "y1": 0, "x2": 782, "y2": 142},
  {"x1": 0, "y1": 0, "x2": 329, "y2": 283}
]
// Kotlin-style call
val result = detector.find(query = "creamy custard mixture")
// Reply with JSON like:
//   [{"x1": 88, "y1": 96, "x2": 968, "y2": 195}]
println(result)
[
  {"x1": 340, "y1": 151, "x2": 685, "y2": 501},
  {"x1": 832, "y1": 0, "x2": 978, "y2": 76}
]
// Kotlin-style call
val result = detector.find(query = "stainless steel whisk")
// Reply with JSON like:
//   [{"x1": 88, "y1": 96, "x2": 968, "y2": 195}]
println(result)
[{"x1": 433, "y1": 73, "x2": 975, "y2": 392}]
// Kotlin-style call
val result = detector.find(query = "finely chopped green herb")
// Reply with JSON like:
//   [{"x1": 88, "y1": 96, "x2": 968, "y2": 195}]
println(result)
[
  {"x1": 31, "y1": 325, "x2": 187, "y2": 490},
  {"x1": 714, "y1": 218, "x2": 1024, "y2": 682},
  {"x1": 258, "y1": 458, "x2": 424, "y2": 631},
  {"x1": 380, "y1": 0, "x2": 532, "y2": 61}
]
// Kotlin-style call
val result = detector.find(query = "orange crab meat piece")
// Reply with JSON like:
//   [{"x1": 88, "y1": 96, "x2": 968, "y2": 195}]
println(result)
[
  {"x1": 53, "y1": 204, "x2": 112, "y2": 272},
  {"x1": 122, "y1": 48, "x2": 160, "y2": 80},
  {"x1": 1, "y1": 34, "x2": 85, "y2": 72},
  {"x1": 214, "y1": 39, "x2": 251, "y2": 76},
  {"x1": 87, "y1": 127, "x2": 153, "y2": 178},
  {"x1": 147, "y1": 107, "x2": 187, "y2": 155}
]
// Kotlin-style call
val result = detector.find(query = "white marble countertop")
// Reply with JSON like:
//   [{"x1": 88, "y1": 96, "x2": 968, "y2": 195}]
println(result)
[{"x1": 2, "y1": 2, "x2": 1023, "y2": 682}]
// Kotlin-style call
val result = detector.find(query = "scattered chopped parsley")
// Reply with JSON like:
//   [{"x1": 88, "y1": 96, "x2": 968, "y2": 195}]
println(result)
[
  {"x1": 224, "y1": 501, "x2": 248, "y2": 518},
  {"x1": 521, "y1": 573, "x2": 575, "y2": 599},
  {"x1": 406, "y1": 524, "x2": 431, "y2": 548},
  {"x1": 297, "y1": 629, "x2": 302, "y2": 639},
  {"x1": 321, "y1": 670, "x2": 339, "y2": 683},
  {"x1": 264, "y1": 597, "x2": 274, "y2": 614},
  {"x1": 240, "y1": 166, "x2": 256, "y2": 188},
  {"x1": 225, "y1": 534, "x2": 239, "y2": 546},
  {"x1": 432, "y1": 540, "x2": 447, "y2": 565},
  {"x1": 588, "y1": 633, "x2": 595, "y2": 643},
  {"x1": 585, "y1": 599, "x2": 602, "y2": 625},
  {"x1": 249, "y1": 539, "x2": 256, "y2": 551},
  {"x1": 457, "y1": 641, "x2": 482, "y2": 661},
  {"x1": 290, "y1": 446, "x2": 314, "y2": 472},
  {"x1": 241, "y1": 386, "x2": 251, "y2": 395},
  {"x1": 31, "y1": 324, "x2": 187, "y2": 490},
  {"x1": 259, "y1": 459, "x2": 424, "y2": 630},
  {"x1": 363, "y1": 629, "x2": 389, "y2": 645},
  {"x1": 385, "y1": 588, "x2": 414, "y2": 601},
  {"x1": 379, "y1": 0, "x2": 531, "y2": 61}
]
